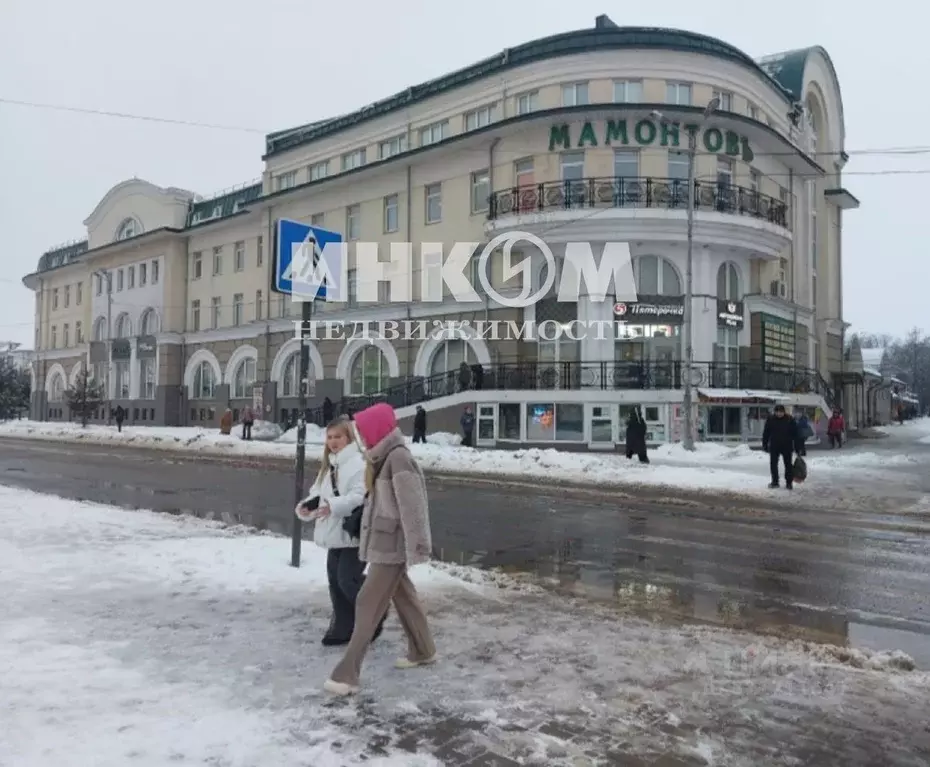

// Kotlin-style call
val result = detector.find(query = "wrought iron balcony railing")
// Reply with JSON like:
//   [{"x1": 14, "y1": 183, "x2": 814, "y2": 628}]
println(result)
[{"x1": 488, "y1": 176, "x2": 790, "y2": 229}]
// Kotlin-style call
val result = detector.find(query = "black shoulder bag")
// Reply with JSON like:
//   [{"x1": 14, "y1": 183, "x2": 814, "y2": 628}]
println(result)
[{"x1": 342, "y1": 446, "x2": 402, "y2": 539}]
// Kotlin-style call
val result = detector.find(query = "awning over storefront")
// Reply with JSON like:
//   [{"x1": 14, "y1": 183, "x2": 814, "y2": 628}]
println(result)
[{"x1": 696, "y1": 388, "x2": 790, "y2": 402}]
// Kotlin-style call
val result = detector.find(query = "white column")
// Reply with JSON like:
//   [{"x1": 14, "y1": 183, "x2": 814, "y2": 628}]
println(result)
[{"x1": 129, "y1": 339, "x2": 139, "y2": 400}]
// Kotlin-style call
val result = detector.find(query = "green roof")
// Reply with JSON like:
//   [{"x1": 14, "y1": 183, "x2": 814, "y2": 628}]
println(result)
[
  {"x1": 37, "y1": 240, "x2": 89, "y2": 272},
  {"x1": 264, "y1": 15, "x2": 794, "y2": 158},
  {"x1": 186, "y1": 182, "x2": 263, "y2": 226}
]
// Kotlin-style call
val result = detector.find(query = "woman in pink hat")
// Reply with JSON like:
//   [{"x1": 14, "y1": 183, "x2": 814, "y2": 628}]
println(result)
[{"x1": 324, "y1": 402, "x2": 436, "y2": 696}]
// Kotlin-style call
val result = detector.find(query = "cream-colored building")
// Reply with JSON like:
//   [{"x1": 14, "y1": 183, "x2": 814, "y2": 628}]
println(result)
[{"x1": 23, "y1": 16, "x2": 859, "y2": 446}]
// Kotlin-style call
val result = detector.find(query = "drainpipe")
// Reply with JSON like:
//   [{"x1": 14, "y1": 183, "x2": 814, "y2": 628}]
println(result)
[
  {"x1": 789, "y1": 168, "x2": 798, "y2": 371},
  {"x1": 405, "y1": 163, "x2": 413, "y2": 378},
  {"x1": 486, "y1": 137, "x2": 500, "y2": 329},
  {"x1": 180, "y1": 240, "x2": 189, "y2": 426}
]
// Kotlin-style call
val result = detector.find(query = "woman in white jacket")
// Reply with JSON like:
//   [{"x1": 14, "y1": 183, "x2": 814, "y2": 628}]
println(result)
[{"x1": 295, "y1": 417, "x2": 382, "y2": 646}]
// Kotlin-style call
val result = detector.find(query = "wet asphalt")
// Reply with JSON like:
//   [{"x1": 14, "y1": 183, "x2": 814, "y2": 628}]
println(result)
[{"x1": 2, "y1": 434, "x2": 930, "y2": 667}]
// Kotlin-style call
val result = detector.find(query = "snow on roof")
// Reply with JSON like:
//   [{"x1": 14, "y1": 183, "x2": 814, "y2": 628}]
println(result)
[{"x1": 863, "y1": 367, "x2": 883, "y2": 378}]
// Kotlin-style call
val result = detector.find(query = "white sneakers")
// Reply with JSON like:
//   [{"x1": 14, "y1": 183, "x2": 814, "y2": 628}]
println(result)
[{"x1": 323, "y1": 656, "x2": 437, "y2": 696}]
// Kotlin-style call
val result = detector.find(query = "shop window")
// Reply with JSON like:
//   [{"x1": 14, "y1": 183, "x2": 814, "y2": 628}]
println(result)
[
  {"x1": 477, "y1": 405, "x2": 495, "y2": 441},
  {"x1": 707, "y1": 406, "x2": 742, "y2": 436},
  {"x1": 591, "y1": 405, "x2": 612, "y2": 443},
  {"x1": 555, "y1": 403, "x2": 584, "y2": 441},
  {"x1": 526, "y1": 403, "x2": 555, "y2": 441},
  {"x1": 499, "y1": 403, "x2": 521, "y2": 440}
]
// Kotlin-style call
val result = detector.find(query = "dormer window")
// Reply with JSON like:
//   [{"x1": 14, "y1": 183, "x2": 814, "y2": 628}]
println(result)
[{"x1": 116, "y1": 217, "x2": 141, "y2": 241}]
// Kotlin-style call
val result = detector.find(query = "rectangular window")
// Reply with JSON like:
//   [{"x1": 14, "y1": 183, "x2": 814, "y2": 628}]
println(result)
[
  {"x1": 140, "y1": 358, "x2": 156, "y2": 399},
  {"x1": 555, "y1": 403, "x2": 584, "y2": 441},
  {"x1": 191, "y1": 300, "x2": 200, "y2": 332},
  {"x1": 211, "y1": 297, "x2": 221, "y2": 328},
  {"x1": 716, "y1": 157, "x2": 734, "y2": 186},
  {"x1": 560, "y1": 151, "x2": 585, "y2": 181},
  {"x1": 152, "y1": 260, "x2": 159, "y2": 284},
  {"x1": 515, "y1": 158, "x2": 534, "y2": 186},
  {"x1": 117, "y1": 269, "x2": 124, "y2": 291},
  {"x1": 192, "y1": 252, "x2": 202, "y2": 280},
  {"x1": 116, "y1": 362, "x2": 130, "y2": 399},
  {"x1": 515, "y1": 90, "x2": 538, "y2": 115},
  {"x1": 52, "y1": 288, "x2": 59, "y2": 309},
  {"x1": 419, "y1": 120, "x2": 448, "y2": 146},
  {"x1": 75, "y1": 321, "x2": 83, "y2": 343},
  {"x1": 234, "y1": 241, "x2": 245, "y2": 271},
  {"x1": 233, "y1": 293, "x2": 244, "y2": 325},
  {"x1": 341, "y1": 149, "x2": 366, "y2": 171},
  {"x1": 76, "y1": 282, "x2": 82, "y2": 305},
  {"x1": 64, "y1": 285, "x2": 70, "y2": 308},
  {"x1": 63, "y1": 324, "x2": 70, "y2": 348},
  {"x1": 425, "y1": 183, "x2": 442, "y2": 224},
  {"x1": 51, "y1": 326, "x2": 57, "y2": 348},
  {"x1": 613, "y1": 150, "x2": 639, "y2": 180},
  {"x1": 255, "y1": 290, "x2": 263, "y2": 321},
  {"x1": 712, "y1": 90, "x2": 733, "y2": 111},
  {"x1": 213, "y1": 247, "x2": 222, "y2": 275},
  {"x1": 750, "y1": 169, "x2": 761, "y2": 193},
  {"x1": 311, "y1": 213, "x2": 324, "y2": 227},
  {"x1": 275, "y1": 171, "x2": 297, "y2": 191},
  {"x1": 309, "y1": 160, "x2": 329, "y2": 180},
  {"x1": 384, "y1": 194, "x2": 399, "y2": 233},
  {"x1": 378, "y1": 134, "x2": 407, "y2": 159},
  {"x1": 666, "y1": 82, "x2": 692, "y2": 106},
  {"x1": 139, "y1": 263, "x2": 147, "y2": 286},
  {"x1": 347, "y1": 269, "x2": 358, "y2": 308},
  {"x1": 613, "y1": 80, "x2": 643, "y2": 103},
  {"x1": 256, "y1": 236, "x2": 263, "y2": 266},
  {"x1": 96, "y1": 275, "x2": 102, "y2": 296},
  {"x1": 346, "y1": 204, "x2": 361, "y2": 240},
  {"x1": 128, "y1": 265, "x2": 135, "y2": 289},
  {"x1": 464, "y1": 105, "x2": 495, "y2": 131},
  {"x1": 747, "y1": 102, "x2": 759, "y2": 120},
  {"x1": 561, "y1": 82, "x2": 589, "y2": 106},
  {"x1": 471, "y1": 169, "x2": 490, "y2": 213}
]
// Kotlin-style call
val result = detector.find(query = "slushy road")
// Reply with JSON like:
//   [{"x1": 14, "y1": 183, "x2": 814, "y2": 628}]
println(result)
[{"x1": 2, "y1": 436, "x2": 929, "y2": 666}]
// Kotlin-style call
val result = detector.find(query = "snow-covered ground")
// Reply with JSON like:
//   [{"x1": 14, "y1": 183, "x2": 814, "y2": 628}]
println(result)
[
  {"x1": 0, "y1": 419, "x2": 919, "y2": 497},
  {"x1": 2, "y1": 487, "x2": 929, "y2": 766},
  {"x1": 877, "y1": 416, "x2": 930, "y2": 445}
]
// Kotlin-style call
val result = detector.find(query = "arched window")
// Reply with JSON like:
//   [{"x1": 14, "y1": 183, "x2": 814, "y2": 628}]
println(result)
[
  {"x1": 349, "y1": 347, "x2": 389, "y2": 395},
  {"x1": 192, "y1": 361, "x2": 215, "y2": 399},
  {"x1": 281, "y1": 352, "x2": 315, "y2": 397},
  {"x1": 716, "y1": 263, "x2": 740, "y2": 302},
  {"x1": 50, "y1": 373, "x2": 65, "y2": 402},
  {"x1": 429, "y1": 340, "x2": 476, "y2": 378},
  {"x1": 232, "y1": 357, "x2": 256, "y2": 398},
  {"x1": 116, "y1": 217, "x2": 141, "y2": 241},
  {"x1": 139, "y1": 308, "x2": 159, "y2": 336},
  {"x1": 114, "y1": 313, "x2": 132, "y2": 338},
  {"x1": 634, "y1": 255, "x2": 681, "y2": 296},
  {"x1": 92, "y1": 316, "x2": 107, "y2": 341},
  {"x1": 804, "y1": 101, "x2": 818, "y2": 155}
]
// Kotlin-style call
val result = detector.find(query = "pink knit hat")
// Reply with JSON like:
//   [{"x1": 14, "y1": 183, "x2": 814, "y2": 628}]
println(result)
[{"x1": 353, "y1": 403, "x2": 397, "y2": 448}]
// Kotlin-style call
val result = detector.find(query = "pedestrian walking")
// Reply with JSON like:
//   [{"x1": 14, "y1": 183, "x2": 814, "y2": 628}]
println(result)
[
  {"x1": 413, "y1": 405, "x2": 427, "y2": 443},
  {"x1": 458, "y1": 361, "x2": 472, "y2": 392},
  {"x1": 324, "y1": 403, "x2": 436, "y2": 697},
  {"x1": 460, "y1": 406, "x2": 475, "y2": 447},
  {"x1": 220, "y1": 408, "x2": 233, "y2": 435},
  {"x1": 762, "y1": 404, "x2": 803, "y2": 489},
  {"x1": 241, "y1": 405, "x2": 254, "y2": 440},
  {"x1": 624, "y1": 407, "x2": 649, "y2": 463},
  {"x1": 114, "y1": 405, "x2": 125, "y2": 433},
  {"x1": 827, "y1": 408, "x2": 845, "y2": 448},
  {"x1": 295, "y1": 417, "x2": 385, "y2": 647}
]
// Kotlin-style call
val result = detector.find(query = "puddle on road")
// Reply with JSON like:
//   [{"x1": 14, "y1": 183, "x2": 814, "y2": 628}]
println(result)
[{"x1": 433, "y1": 542, "x2": 930, "y2": 670}]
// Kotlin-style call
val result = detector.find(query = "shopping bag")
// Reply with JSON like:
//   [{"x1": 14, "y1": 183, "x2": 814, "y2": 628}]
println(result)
[{"x1": 792, "y1": 455, "x2": 808, "y2": 483}]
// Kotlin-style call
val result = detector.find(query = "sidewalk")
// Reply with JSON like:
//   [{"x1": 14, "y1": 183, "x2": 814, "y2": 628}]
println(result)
[{"x1": 1, "y1": 486, "x2": 928, "y2": 766}]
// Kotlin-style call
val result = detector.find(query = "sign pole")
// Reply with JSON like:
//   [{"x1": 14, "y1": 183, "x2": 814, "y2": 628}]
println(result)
[{"x1": 291, "y1": 297, "x2": 313, "y2": 568}]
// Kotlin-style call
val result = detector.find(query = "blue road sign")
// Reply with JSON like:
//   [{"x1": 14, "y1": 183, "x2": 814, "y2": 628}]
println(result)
[{"x1": 273, "y1": 218, "x2": 343, "y2": 298}]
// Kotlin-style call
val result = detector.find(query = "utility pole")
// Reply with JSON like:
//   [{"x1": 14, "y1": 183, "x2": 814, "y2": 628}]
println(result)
[
  {"x1": 94, "y1": 270, "x2": 113, "y2": 424},
  {"x1": 679, "y1": 97, "x2": 720, "y2": 451}
]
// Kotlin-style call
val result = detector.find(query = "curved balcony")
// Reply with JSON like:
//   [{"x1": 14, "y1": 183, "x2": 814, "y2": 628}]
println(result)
[{"x1": 486, "y1": 177, "x2": 791, "y2": 256}]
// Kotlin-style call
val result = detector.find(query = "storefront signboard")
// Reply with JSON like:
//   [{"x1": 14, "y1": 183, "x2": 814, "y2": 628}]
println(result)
[
  {"x1": 614, "y1": 295, "x2": 684, "y2": 324},
  {"x1": 717, "y1": 300, "x2": 744, "y2": 329}
]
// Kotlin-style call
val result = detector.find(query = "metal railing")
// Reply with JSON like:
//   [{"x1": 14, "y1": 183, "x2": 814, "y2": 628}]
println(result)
[
  {"x1": 488, "y1": 176, "x2": 790, "y2": 229},
  {"x1": 302, "y1": 361, "x2": 830, "y2": 424}
]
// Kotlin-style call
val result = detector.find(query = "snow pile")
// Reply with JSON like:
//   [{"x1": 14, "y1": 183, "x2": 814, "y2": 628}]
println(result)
[
  {"x1": 248, "y1": 420, "x2": 283, "y2": 441},
  {"x1": 2, "y1": 487, "x2": 928, "y2": 766}
]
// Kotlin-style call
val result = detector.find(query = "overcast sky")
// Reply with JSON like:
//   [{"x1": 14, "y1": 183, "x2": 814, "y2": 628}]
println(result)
[{"x1": 0, "y1": 0, "x2": 924, "y2": 348}]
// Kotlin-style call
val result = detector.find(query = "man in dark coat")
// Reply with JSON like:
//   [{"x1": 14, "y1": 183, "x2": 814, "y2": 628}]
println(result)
[
  {"x1": 762, "y1": 404, "x2": 803, "y2": 489},
  {"x1": 458, "y1": 362, "x2": 472, "y2": 392},
  {"x1": 625, "y1": 407, "x2": 649, "y2": 463},
  {"x1": 413, "y1": 406, "x2": 427, "y2": 443},
  {"x1": 322, "y1": 397, "x2": 334, "y2": 424},
  {"x1": 114, "y1": 405, "x2": 125, "y2": 433},
  {"x1": 460, "y1": 406, "x2": 475, "y2": 447}
]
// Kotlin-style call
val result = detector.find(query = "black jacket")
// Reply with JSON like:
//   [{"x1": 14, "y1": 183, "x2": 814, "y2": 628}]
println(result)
[
  {"x1": 762, "y1": 415, "x2": 802, "y2": 454},
  {"x1": 625, "y1": 411, "x2": 647, "y2": 453},
  {"x1": 414, "y1": 408, "x2": 426, "y2": 432}
]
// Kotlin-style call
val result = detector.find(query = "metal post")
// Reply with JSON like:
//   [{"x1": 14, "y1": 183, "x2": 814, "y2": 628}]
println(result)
[
  {"x1": 291, "y1": 297, "x2": 313, "y2": 568},
  {"x1": 681, "y1": 129, "x2": 697, "y2": 451},
  {"x1": 101, "y1": 272, "x2": 113, "y2": 425}
]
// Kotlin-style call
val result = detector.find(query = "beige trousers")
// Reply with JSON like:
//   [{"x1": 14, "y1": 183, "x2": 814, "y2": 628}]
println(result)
[{"x1": 330, "y1": 563, "x2": 435, "y2": 687}]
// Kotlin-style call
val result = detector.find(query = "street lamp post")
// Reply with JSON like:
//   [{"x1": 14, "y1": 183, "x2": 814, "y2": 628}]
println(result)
[
  {"x1": 94, "y1": 270, "x2": 113, "y2": 425},
  {"x1": 680, "y1": 97, "x2": 719, "y2": 451}
]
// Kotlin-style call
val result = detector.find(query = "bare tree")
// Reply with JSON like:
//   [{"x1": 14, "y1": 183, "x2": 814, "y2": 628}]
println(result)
[{"x1": 64, "y1": 366, "x2": 104, "y2": 427}]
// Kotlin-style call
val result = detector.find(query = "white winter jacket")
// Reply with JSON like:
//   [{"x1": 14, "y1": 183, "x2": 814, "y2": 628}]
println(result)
[{"x1": 301, "y1": 442, "x2": 366, "y2": 549}]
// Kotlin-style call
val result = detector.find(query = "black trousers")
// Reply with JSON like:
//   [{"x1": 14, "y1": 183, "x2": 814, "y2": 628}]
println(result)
[
  {"x1": 829, "y1": 432, "x2": 842, "y2": 448},
  {"x1": 242, "y1": 421, "x2": 252, "y2": 440},
  {"x1": 326, "y1": 547, "x2": 366, "y2": 640},
  {"x1": 462, "y1": 430, "x2": 473, "y2": 447},
  {"x1": 413, "y1": 429, "x2": 426, "y2": 443},
  {"x1": 769, "y1": 449, "x2": 793, "y2": 484}
]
